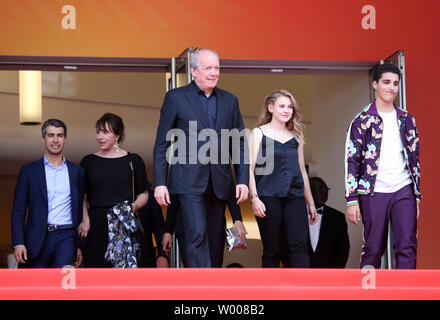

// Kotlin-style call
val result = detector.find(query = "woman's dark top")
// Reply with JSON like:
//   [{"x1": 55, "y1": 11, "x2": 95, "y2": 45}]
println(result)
[
  {"x1": 80, "y1": 153, "x2": 149, "y2": 208},
  {"x1": 255, "y1": 128, "x2": 304, "y2": 198}
]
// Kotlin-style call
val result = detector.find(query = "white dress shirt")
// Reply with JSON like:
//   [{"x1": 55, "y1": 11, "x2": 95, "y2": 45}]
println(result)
[
  {"x1": 44, "y1": 156, "x2": 72, "y2": 225},
  {"x1": 308, "y1": 206, "x2": 323, "y2": 252}
]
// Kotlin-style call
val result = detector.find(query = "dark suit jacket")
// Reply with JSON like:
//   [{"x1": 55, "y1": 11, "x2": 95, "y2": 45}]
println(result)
[
  {"x1": 153, "y1": 81, "x2": 249, "y2": 200},
  {"x1": 11, "y1": 157, "x2": 85, "y2": 260},
  {"x1": 308, "y1": 205, "x2": 350, "y2": 268}
]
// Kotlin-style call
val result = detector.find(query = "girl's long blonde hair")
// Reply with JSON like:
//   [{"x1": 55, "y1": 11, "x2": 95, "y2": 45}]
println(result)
[{"x1": 258, "y1": 89, "x2": 304, "y2": 144}]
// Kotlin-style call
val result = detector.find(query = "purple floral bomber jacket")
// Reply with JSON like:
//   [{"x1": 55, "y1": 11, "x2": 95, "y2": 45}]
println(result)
[{"x1": 345, "y1": 100, "x2": 421, "y2": 206}]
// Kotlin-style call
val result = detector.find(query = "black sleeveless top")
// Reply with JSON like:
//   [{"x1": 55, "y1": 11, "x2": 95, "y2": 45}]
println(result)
[{"x1": 254, "y1": 128, "x2": 304, "y2": 197}]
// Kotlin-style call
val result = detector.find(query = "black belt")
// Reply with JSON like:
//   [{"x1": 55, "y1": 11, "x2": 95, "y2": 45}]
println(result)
[{"x1": 47, "y1": 224, "x2": 75, "y2": 232}]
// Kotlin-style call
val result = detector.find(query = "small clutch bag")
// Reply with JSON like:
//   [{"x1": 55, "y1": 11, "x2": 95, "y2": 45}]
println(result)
[{"x1": 225, "y1": 227, "x2": 247, "y2": 252}]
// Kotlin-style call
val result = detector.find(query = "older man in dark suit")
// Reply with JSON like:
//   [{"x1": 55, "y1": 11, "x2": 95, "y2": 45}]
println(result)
[
  {"x1": 11, "y1": 119, "x2": 85, "y2": 268},
  {"x1": 153, "y1": 48, "x2": 249, "y2": 267}
]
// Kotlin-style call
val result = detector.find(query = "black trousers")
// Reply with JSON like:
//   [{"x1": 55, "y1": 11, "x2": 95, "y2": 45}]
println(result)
[
  {"x1": 256, "y1": 196, "x2": 310, "y2": 268},
  {"x1": 177, "y1": 187, "x2": 227, "y2": 268}
]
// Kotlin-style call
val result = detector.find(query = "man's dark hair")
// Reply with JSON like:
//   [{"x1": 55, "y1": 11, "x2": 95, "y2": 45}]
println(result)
[
  {"x1": 372, "y1": 63, "x2": 401, "y2": 83},
  {"x1": 41, "y1": 119, "x2": 67, "y2": 138}
]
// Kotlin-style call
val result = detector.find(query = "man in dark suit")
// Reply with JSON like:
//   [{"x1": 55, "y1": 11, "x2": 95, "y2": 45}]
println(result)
[
  {"x1": 11, "y1": 119, "x2": 85, "y2": 268},
  {"x1": 153, "y1": 48, "x2": 249, "y2": 267},
  {"x1": 307, "y1": 177, "x2": 350, "y2": 268}
]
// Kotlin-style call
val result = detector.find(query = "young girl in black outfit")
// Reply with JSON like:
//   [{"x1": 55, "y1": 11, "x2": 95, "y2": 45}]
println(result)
[{"x1": 249, "y1": 89, "x2": 317, "y2": 268}]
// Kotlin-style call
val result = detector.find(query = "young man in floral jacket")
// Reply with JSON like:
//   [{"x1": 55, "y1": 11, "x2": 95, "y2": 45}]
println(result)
[{"x1": 345, "y1": 63, "x2": 421, "y2": 269}]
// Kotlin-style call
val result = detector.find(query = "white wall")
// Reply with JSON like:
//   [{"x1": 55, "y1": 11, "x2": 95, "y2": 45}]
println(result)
[{"x1": 306, "y1": 73, "x2": 370, "y2": 268}]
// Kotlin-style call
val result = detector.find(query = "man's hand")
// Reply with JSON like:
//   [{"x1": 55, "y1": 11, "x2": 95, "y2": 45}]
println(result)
[
  {"x1": 78, "y1": 219, "x2": 90, "y2": 240},
  {"x1": 346, "y1": 204, "x2": 361, "y2": 225},
  {"x1": 233, "y1": 220, "x2": 248, "y2": 242},
  {"x1": 236, "y1": 184, "x2": 249, "y2": 204},
  {"x1": 162, "y1": 232, "x2": 172, "y2": 255},
  {"x1": 156, "y1": 256, "x2": 169, "y2": 268},
  {"x1": 14, "y1": 245, "x2": 27, "y2": 264},
  {"x1": 72, "y1": 248, "x2": 83, "y2": 267},
  {"x1": 154, "y1": 186, "x2": 171, "y2": 207}
]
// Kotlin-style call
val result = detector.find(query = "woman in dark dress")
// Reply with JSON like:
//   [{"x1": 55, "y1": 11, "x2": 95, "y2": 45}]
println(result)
[
  {"x1": 248, "y1": 89, "x2": 318, "y2": 268},
  {"x1": 78, "y1": 113, "x2": 149, "y2": 267}
]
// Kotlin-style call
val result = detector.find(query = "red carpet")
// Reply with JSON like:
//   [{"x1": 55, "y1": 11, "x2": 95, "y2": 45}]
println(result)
[{"x1": 1, "y1": 268, "x2": 439, "y2": 300}]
